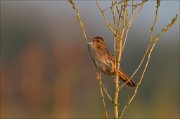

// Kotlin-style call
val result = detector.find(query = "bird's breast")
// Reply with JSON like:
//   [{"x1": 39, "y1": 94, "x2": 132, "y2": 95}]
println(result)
[{"x1": 95, "y1": 54, "x2": 115, "y2": 75}]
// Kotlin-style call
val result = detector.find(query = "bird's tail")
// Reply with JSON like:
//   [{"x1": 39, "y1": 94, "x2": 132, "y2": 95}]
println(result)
[{"x1": 118, "y1": 70, "x2": 136, "y2": 87}]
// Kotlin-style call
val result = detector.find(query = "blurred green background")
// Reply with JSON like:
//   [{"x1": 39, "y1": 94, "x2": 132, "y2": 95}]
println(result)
[{"x1": 1, "y1": 1, "x2": 179, "y2": 118}]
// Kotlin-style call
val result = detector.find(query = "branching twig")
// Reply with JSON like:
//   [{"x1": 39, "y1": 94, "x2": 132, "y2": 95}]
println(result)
[
  {"x1": 119, "y1": 1, "x2": 178, "y2": 118},
  {"x1": 119, "y1": 1, "x2": 161, "y2": 117},
  {"x1": 114, "y1": 1, "x2": 128, "y2": 118},
  {"x1": 96, "y1": 0, "x2": 119, "y2": 38},
  {"x1": 122, "y1": 0, "x2": 146, "y2": 51},
  {"x1": 130, "y1": 0, "x2": 160, "y2": 81},
  {"x1": 103, "y1": 85, "x2": 114, "y2": 104},
  {"x1": 103, "y1": 0, "x2": 147, "y2": 12},
  {"x1": 119, "y1": 0, "x2": 147, "y2": 90},
  {"x1": 69, "y1": 1, "x2": 178, "y2": 119}
]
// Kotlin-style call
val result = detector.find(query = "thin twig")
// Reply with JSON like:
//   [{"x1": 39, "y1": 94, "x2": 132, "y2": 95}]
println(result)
[
  {"x1": 69, "y1": 0, "x2": 88, "y2": 43},
  {"x1": 114, "y1": 1, "x2": 128, "y2": 118},
  {"x1": 119, "y1": 0, "x2": 147, "y2": 90},
  {"x1": 111, "y1": 0, "x2": 117, "y2": 29},
  {"x1": 116, "y1": 6, "x2": 123, "y2": 33},
  {"x1": 98, "y1": 73, "x2": 109, "y2": 119},
  {"x1": 119, "y1": 33, "x2": 159, "y2": 119},
  {"x1": 119, "y1": 1, "x2": 161, "y2": 117},
  {"x1": 130, "y1": 0, "x2": 159, "y2": 80},
  {"x1": 69, "y1": 0, "x2": 98, "y2": 70},
  {"x1": 103, "y1": 85, "x2": 114, "y2": 104},
  {"x1": 69, "y1": 1, "x2": 178, "y2": 119},
  {"x1": 122, "y1": 0, "x2": 146, "y2": 50},
  {"x1": 96, "y1": 0, "x2": 119, "y2": 38},
  {"x1": 119, "y1": 1, "x2": 178, "y2": 118},
  {"x1": 103, "y1": 0, "x2": 147, "y2": 12}
]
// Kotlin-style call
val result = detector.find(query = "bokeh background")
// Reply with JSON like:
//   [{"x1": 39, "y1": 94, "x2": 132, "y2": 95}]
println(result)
[{"x1": 1, "y1": 1, "x2": 179, "y2": 118}]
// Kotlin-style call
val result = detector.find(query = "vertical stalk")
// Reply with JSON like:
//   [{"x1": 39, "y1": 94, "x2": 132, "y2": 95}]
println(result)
[
  {"x1": 114, "y1": 1, "x2": 127, "y2": 118},
  {"x1": 99, "y1": 73, "x2": 109, "y2": 119}
]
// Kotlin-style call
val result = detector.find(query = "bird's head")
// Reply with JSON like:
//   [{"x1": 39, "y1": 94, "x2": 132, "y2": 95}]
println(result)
[{"x1": 88, "y1": 36, "x2": 106, "y2": 50}]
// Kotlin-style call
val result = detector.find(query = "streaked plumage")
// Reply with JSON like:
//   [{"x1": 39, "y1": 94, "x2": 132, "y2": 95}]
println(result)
[{"x1": 89, "y1": 36, "x2": 136, "y2": 87}]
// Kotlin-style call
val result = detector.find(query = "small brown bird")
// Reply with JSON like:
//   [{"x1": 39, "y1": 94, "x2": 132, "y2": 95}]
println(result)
[{"x1": 88, "y1": 36, "x2": 136, "y2": 87}]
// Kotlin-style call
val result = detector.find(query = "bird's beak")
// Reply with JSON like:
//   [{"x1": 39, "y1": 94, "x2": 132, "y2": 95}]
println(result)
[{"x1": 88, "y1": 42, "x2": 93, "y2": 45}]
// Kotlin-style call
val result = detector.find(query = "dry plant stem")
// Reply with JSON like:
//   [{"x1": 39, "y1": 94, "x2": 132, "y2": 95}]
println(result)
[
  {"x1": 120, "y1": 37, "x2": 155, "y2": 118},
  {"x1": 103, "y1": 0, "x2": 120, "y2": 12},
  {"x1": 119, "y1": 16, "x2": 178, "y2": 119},
  {"x1": 103, "y1": 86, "x2": 114, "y2": 104},
  {"x1": 114, "y1": 1, "x2": 123, "y2": 60},
  {"x1": 103, "y1": 0, "x2": 146, "y2": 12},
  {"x1": 111, "y1": 0, "x2": 117, "y2": 45},
  {"x1": 111, "y1": 0, "x2": 118, "y2": 31},
  {"x1": 96, "y1": 0, "x2": 119, "y2": 38},
  {"x1": 69, "y1": 1, "x2": 108, "y2": 118},
  {"x1": 121, "y1": 0, "x2": 147, "y2": 51},
  {"x1": 119, "y1": 44, "x2": 154, "y2": 119},
  {"x1": 119, "y1": 2, "x2": 178, "y2": 118},
  {"x1": 119, "y1": 1, "x2": 161, "y2": 117},
  {"x1": 119, "y1": 1, "x2": 147, "y2": 90},
  {"x1": 119, "y1": 34, "x2": 161, "y2": 118},
  {"x1": 98, "y1": 73, "x2": 109, "y2": 119},
  {"x1": 129, "y1": 0, "x2": 159, "y2": 80},
  {"x1": 114, "y1": 2, "x2": 128, "y2": 118},
  {"x1": 117, "y1": 7, "x2": 123, "y2": 31},
  {"x1": 123, "y1": 0, "x2": 147, "y2": 51},
  {"x1": 69, "y1": 0, "x2": 178, "y2": 119},
  {"x1": 113, "y1": 2, "x2": 120, "y2": 118},
  {"x1": 122, "y1": 0, "x2": 175, "y2": 87},
  {"x1": 114, "y1": 71, "x2": 120, "y2": 119},
  {"x1": 96, "y1": 0, "x2": 122, "y2": 117},
  {"x1": 69, "y1": 0, "x2": 88, "y2": 43},
  {"x1": 114, "y1": 1, "x2": 130, "y2": 118},
  {"x1": 114, "y1": 36, "x2": 122, "y2": 119},
  {"x1": 111, "y1": 0, "x2": 118, "y2": 66},
  {"x1": 69, "y1": 0, "x2": 98, "y2": 70},
  {"x1": 122, "y1": 0, "x2": 134, "y2": 51}
]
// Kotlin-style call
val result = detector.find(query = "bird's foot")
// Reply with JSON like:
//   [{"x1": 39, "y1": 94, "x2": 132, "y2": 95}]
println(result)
[{"x1": 96, "y1": 73, "x2": 102, "y2": 80}]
